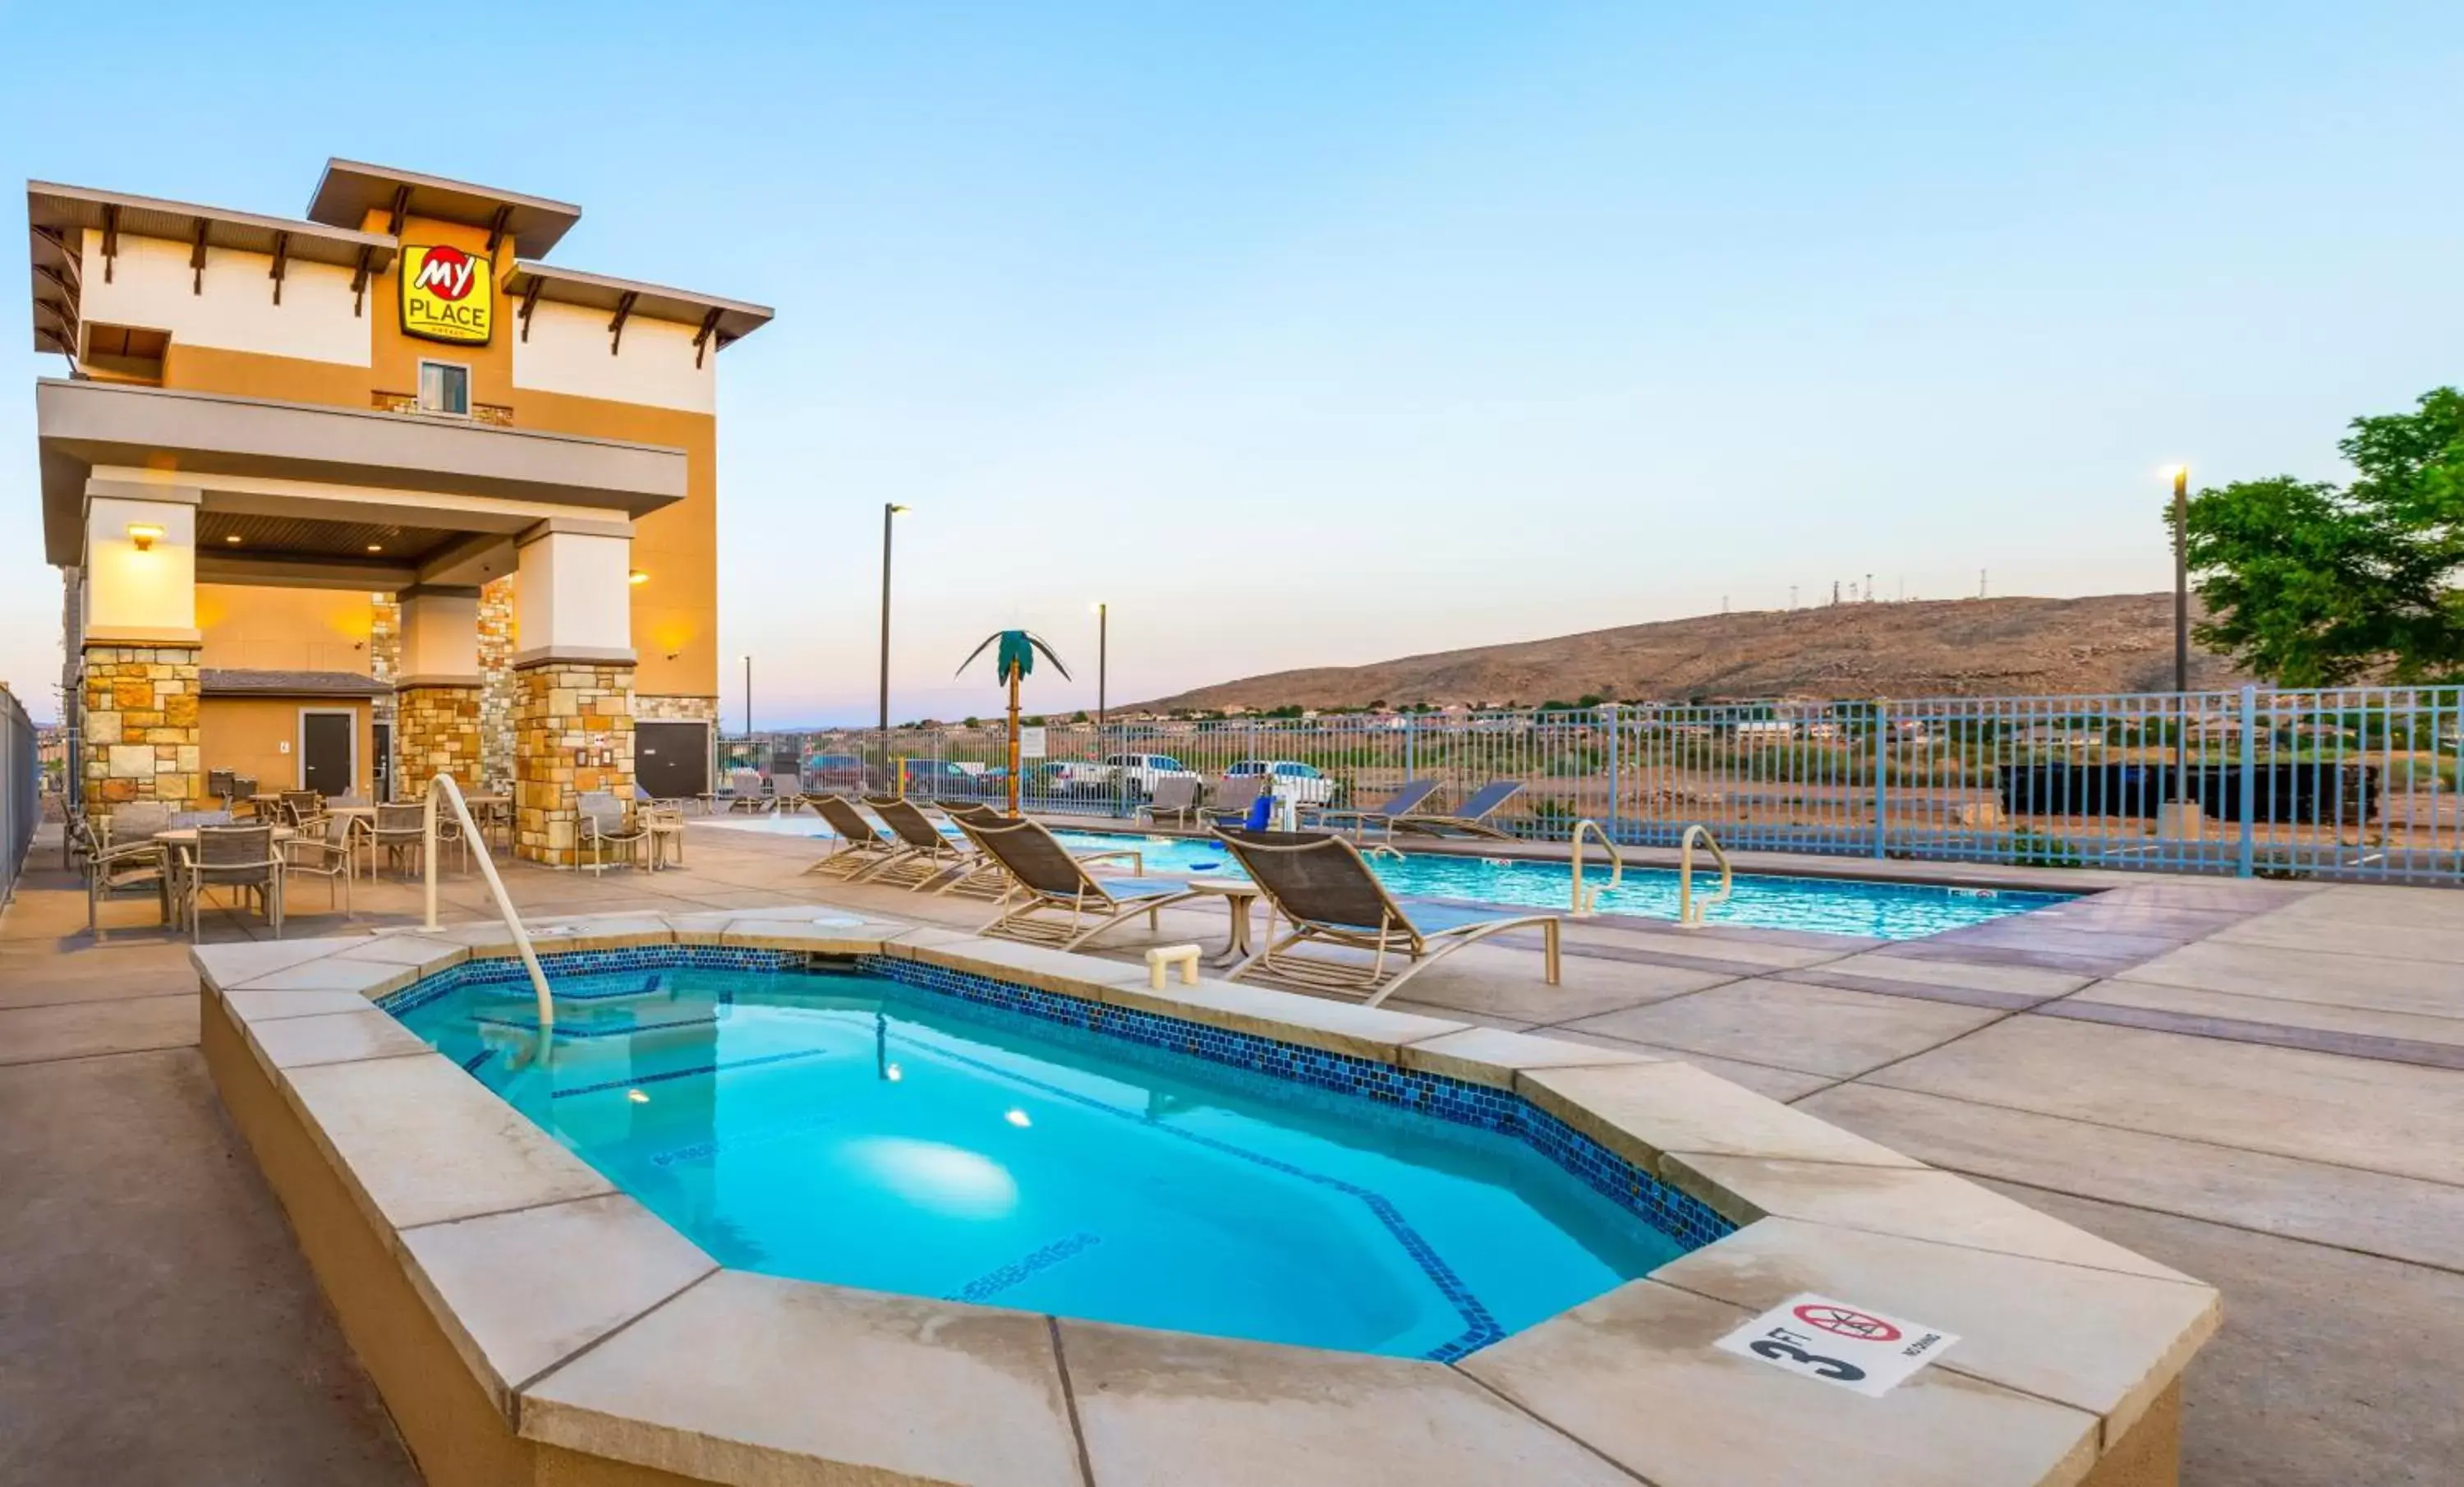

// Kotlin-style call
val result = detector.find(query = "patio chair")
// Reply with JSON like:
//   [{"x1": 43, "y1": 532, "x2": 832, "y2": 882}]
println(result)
[
  {"x1": 370, "y1": 802, "x2": 430, "y2": 878},
  {"x1": 1299, "y1": 778, "x2": 1440, "y2": 839},
  {"x1": 578, "y1": 790, "x2": 648, "y2": 876},
  {"x1": 85, "y1": 818, "x2": 172, "y2": 937},
  {"x1": 1392, "y1": 780, "x2": 1526, "y2": 840},
  {"x1": 804, "y1": 795, "x2": 909, "y2": 880},
  {"x1": 1196, "y1": 772, "x2": 1266, "y2": 829},
  {"x1": 635, "y1": 785, "x2": 687, "y2": 869},
  {"x1": 181, "y1": 824, "x2": 286, "y2": 938},
  {"x1": 279, "y1": 790, "x2": 328, "y2": 834},
  {"x1": 283, "y1": 813, "x2": 354, "y2": 914},
  {"x1": 958, "y1": 814, "x2": 1208, "y2": 950},
  {"x1": 1211, "y1": 828, "x2": 1560, "y2": 1006},
  {"x1": 1138, "y1": 775, "x2": 1202, "y2": 829},
  {"x1": 207, "y1": 768, "x2": 237, "y2": 805},
  {"x1": 768, "y1": 774, "x2": 809, "y2": 814}
]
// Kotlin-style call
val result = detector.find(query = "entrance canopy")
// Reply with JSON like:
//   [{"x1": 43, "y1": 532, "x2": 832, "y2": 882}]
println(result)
[{"x1": 39, "y1": 379, "x2": 687, "y2": 583}]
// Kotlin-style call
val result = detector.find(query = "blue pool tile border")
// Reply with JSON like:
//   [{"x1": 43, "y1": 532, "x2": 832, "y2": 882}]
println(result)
[{"x1": 854, "y1": 954, "x2": 1735, "y2": 1254}]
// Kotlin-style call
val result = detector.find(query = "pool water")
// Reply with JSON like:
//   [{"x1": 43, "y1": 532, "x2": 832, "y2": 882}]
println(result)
[
  {"x1": 390, "y1": 961, "x2": 1684, "y2": 1359},
  {"x1": 708, "y1": 816, "x2": 2071, "y2": 939}
]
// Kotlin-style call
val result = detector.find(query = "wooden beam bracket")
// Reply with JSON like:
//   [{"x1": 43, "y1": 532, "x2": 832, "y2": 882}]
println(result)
[
  {"x1": 692, "y1": 306, "x2": 722, "y2": 369},
  {"x1": 517, "y1": 276, "x2": 545, "y2": 343},
  {"x1": 350, "y1": 245, "x2": 375, "y2": 318},
  {"x1": 484, "y1": 204, "x2": 511, "y2": 256},
  {"x1": 189, "y1": 219, "x2": 209, "y2": 295},
  {"x1": 100, "y1": 204, "x2": 120, "y2": 283},
  {"x1": 385, "y1": 183, "x2": 411, "y2": 237},
  {"x1": 269, "y1": 231, "x2": 290, "y2": 306},
  {"x1": 607, "y1": 290, "x2": 638, "y2": 356}
]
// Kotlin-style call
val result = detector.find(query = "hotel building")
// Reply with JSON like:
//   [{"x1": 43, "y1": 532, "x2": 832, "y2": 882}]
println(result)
[{"x1": 26, "y1": 160, "x2": 769, "y2": 863}]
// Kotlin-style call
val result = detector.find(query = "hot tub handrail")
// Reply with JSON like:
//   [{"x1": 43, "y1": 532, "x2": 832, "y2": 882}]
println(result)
[
  {"x1": 1568, "y1": 818, "x2": 1624, "y2": 917},
  {"x1": 1677, "y1": 822, "x2": 1733, "y2": 928},
  {"x1": 420, "y1": 774, "x2": 554, "y2": 1036}
]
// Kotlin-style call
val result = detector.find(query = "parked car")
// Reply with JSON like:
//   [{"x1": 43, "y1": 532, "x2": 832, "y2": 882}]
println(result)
[
  {"x1": 806, "y1": 753, "x2": 868, "y2": 793},
  {"x1": 898, "y1": 758, "x2": 994, "y2": 799},
  {"x1": 1225, "y1": 759, "x2": 1338, "y2": 806},
  {"x1": 1050, "y1": 753, "x2": 1201, "y2": 799}
]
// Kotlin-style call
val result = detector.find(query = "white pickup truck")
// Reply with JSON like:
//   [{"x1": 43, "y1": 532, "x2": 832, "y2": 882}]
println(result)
[
  {"x1": 1225, "y1": 759, "x2": 1338, "y2": 806},
  {"x1": 1049, "y1": 753, "x2": 1202, "y2": 799}
]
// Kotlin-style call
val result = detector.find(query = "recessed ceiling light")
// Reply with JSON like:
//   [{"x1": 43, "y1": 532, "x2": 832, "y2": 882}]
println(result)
[
  {"x1": 366, "y1": 543, "x2": 384, "y2": 553},
  {"x1": 224, "y1": 534, "x2": 242, "y2": 544}
]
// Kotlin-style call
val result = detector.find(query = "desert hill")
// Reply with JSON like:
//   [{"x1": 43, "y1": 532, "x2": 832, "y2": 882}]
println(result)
[{"x1": 1131, "y1": 594, "x2": 2247, "y2": 711}]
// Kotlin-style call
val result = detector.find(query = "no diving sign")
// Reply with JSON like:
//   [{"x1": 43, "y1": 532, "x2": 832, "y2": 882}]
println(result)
[{"x1": 1713, "y1": 1293, "x2": 1959, "y2": 1397}]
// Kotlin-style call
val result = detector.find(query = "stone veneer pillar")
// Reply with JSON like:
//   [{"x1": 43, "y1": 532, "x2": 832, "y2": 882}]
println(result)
[
  {"x1": 396, "y1": 684, "x2": 485, "y2": 790},
  {"x1": 81, "y1": 642, "x2": 202, "y2": 814},
  {"x1": 513, "y1": 659, "x2": 636, "y2": 865}
]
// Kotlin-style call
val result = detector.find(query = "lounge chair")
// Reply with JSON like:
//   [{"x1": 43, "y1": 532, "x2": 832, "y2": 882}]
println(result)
[
  {"x1": 1211, "y1": 828, "x2": 1560, "y2": 1006},
  {"x1": 862, "y1": 797, "x2": 975, "y2": 889},
  {"x1": 768, "y1": 774, "x2": 809, "y2": 814},
  {"x1": 1393, "y1": 780, "x2": 1526, "y2": 840},
  {"x1": 958, "y1": 814, "x2": 1208, "y2": 950},
  {"x1": 934, "y1": 802, "x2": 1145, "y2": 900},
  {"x1": 1197, "y1": 772, "x2": 1266, "y2": 829},
  {"x1": 716, "y1": 770, "x2": 769, "y2": 813},
  {"x1": 804, "y1": 795, "x2": 908, "y2": 880},
  {"x1": 1138, "y1": 775, "x2": 1202, "y2": 828},
  {"x1": 1299, "y1": 778, "x2": 1440, "y2": 839}
]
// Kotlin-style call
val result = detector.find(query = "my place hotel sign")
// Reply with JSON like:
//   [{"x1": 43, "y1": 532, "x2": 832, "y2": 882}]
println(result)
[{"x1": 398, "y1": 244, "x2": 494, "y2": 345}]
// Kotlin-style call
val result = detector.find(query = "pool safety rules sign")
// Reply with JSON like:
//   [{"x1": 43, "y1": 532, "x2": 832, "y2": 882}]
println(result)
[
  {"x1": 1714, "y1": 1294, "x2": 1958, "y2": 1397},
  {"x1": 400, "y1": 244, "x2": 494, "y2": 344}
]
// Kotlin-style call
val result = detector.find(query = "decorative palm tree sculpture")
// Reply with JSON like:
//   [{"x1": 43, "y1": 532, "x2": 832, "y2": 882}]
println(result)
[{"x1": 955, "y1": 629, "x2": 1070, "y2": 817}]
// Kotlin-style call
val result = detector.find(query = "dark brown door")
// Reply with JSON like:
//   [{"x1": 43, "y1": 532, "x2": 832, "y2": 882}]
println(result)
[
  {"x1": 637, "y1": 722, "x2": 710, "y2": 800},
  {"x1": 302, "y1": 711, "x2": 354, "y2": 796}
]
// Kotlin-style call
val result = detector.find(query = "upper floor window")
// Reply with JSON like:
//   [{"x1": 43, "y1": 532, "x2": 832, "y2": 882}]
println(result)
[{"x1": 417, "y1": 361, "x2": 471, "y2": 417}]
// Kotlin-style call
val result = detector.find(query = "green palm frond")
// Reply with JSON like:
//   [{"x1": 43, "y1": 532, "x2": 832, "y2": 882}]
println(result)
[{"x1": 956, "y1": 629, "x2": 1072, "y2": 683}]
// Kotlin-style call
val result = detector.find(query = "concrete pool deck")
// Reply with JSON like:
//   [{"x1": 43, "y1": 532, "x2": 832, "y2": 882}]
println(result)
[{"x1": 4, "y1": 817, "x2": 2462, "y2": 1483}]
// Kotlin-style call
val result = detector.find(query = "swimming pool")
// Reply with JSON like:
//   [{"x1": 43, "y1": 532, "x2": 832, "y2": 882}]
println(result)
[
  {"x1": 385, "y1": 950, "x2": 1709, "y2": 1360},
  {"x1": 707, "y1": 815, "x2": 2073, "y2": 938}
]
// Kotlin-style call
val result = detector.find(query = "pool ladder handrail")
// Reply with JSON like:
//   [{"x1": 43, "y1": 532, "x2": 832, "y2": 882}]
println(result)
[
  {"x1": 1568, "y1": 818, "x2": 1622, "y2": 917},
  {"x1": 1677, "y1": 822, "x2": 1734, "y2": 928},
  {"x1": 420, "y1": 773, "x2": 555, "y2": 1036}
]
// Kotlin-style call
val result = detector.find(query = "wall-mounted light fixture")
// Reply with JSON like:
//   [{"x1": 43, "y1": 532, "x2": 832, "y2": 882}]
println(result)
[
  {"x1": 126, "y1": 523, "x2": 163, "y2": 552},
  {"x1": 628, "y1": 569, "x2": 650, "y2": 586}
]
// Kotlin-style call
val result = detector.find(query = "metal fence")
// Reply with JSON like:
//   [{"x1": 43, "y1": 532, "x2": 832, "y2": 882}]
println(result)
[
  {"x1": 0, "y1": 688, "x2": 38, "y2": 908},
  {"x1": 723, "y1": 684, "x2": 2464, "y2": 884}
]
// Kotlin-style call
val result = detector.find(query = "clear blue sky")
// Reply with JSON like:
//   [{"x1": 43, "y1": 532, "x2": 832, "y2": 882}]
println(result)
[{"x1": 6, "y1": 2, "x2": 2460, "y2": 725}]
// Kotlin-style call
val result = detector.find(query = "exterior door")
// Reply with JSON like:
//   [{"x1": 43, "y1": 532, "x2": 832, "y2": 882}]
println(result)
[
  {"x1": 637, "y1": 721, "x2": 710, "y2": 800},
  {"x1": 301, "y1": 711, "x2": 355, "y2": 796},
  {"x1": 371, "y1": 722, "x2": 393, "y2": 803}
]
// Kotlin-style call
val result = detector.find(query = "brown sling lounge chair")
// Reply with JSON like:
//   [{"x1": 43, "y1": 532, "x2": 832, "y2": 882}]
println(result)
[
  {"x1": 865, "y1": 797, "x2": 976, "y2": 889},
  {"x1": 958, "y1": 814, "x2": 1208, "y2": 949},
  {"x1": 935, "y1": 803, "x2": 1145, "y2": 900},
  {"x1": 804, "y1": 796, "x2": 909, "y2": 880},
  {"x1": 1393, "y1": 780, "x2": 1526, "y2": 840},
  {"x1": 1211, "y1": 829, "x2": 1560, "y2": 1006}
]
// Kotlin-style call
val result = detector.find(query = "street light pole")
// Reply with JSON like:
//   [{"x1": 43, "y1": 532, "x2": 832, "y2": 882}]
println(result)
[
  {"x1": 880, "y1": 504, "x2": 908, "y2": 790},
  {"x1": 1093, "y1": 601, "x2": 1108, "y2": 730},
  {"x1": 2171, "y1": 465, "x2": 2190, "y2": 694},
  {"x1": 742, "y1": 654, "x2": 752, "y2": 744}
]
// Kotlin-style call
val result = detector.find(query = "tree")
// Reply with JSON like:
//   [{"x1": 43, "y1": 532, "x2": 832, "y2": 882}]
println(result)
[
  {"x1": 955, "y1": 631, "x2": 1069, "y2": 816},
  {"x1": 2183, "y1": 388, "x2": 2464, "y2": 684}
]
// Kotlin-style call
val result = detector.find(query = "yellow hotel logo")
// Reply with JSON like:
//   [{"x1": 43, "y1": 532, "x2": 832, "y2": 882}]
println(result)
[{"x1": 400, "y1": 245, "x2": 493, "y2": 345}]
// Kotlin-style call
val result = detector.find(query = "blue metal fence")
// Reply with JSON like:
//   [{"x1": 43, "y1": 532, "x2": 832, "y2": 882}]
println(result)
[
  {"x1": 725, "y1": 684, "x2": 2464, "y2": 884},
  {"x1": 0, "y1": 686, "x2": 38, "y2": 907}
]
